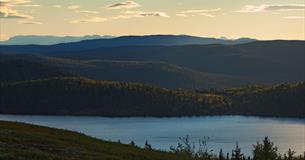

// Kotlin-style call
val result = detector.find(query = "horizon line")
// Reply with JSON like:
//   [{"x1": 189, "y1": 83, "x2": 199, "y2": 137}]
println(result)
[{"x1": 1, "y1": 34, "x2": 305, "y2": 42}]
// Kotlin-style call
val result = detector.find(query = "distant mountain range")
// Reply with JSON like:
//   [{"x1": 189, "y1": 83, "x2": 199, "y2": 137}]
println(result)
[
  {"x1": 0, "y1": 35, "x2": 304, "y2": 117},
  {"x1": 0, "y1": 35, "x2": 115, "y2": 45},
  {"x1": 0, "y1": 36, "x2": 303, "y2": 89},
  {"x1": 0, "y1": 35, "x2": 255, "y2": 46}
]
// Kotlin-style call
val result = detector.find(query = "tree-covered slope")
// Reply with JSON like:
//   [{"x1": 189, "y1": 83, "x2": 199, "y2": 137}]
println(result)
[
  {"x1": 0, "y1": 54, "x2": 248, "y2": 89},
  {"x1": 223, "y1": 82, "x2": 305, "y2": 117},
  {"x1": 0, "y1": 77, "x2": 228, "y2": 116},
  {"x1": 0, "y1": 120, "x2": 190, "y2": 160},
  {"x1": 1, "y1": 40, "x2": 304, "y2": 86},
  {"x1": 51, "y1": 40, "x2": 304, "y2": 83},
  {"x1": 40, "y1": 56, "x2": 249, "y2": 89},
  {"x1": 0, "y1": 55, "x2": 70, "y2": 82},
  {"x1": 0, "y1": 77, "x2": 304, "y2": 117}
]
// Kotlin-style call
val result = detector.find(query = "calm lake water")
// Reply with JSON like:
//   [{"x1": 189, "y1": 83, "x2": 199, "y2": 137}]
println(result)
[{"x1": 0, "y1": 115, "x2": 304, "y2": 155}]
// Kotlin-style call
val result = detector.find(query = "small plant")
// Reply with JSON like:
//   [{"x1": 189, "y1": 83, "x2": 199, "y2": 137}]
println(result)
[{"x1": 144, "y1": 140, "x2": 152, "y2": 150}]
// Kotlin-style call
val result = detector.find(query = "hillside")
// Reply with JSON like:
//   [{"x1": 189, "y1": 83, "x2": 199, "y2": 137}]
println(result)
[
  {"x1": 1, "y1": 40, "x2": 304, "y2": 87},
  {"x1": 1, "y1": 121, "x2": 304, "y2": 160},
  {"x1": 0, "y1": 77, "x2": 228, "y2": 116},
  {"x1": 0, "y1": 120, "x2": 189, "y2": 160},
  {"x1": 1, "y1": 40, "x2": 300, "y2": 84},
  {"x1": 0, "y1": 77, "x2": 304, "y2": 117},
  {"x1": 55, "y1": 41, "x2": 304, "y2": 83},
  {"x1": 0, "y1": 35, "x2": 255, "y2": 53},
  {"x1": 222, "y1": 82, "x2": 305, "y2": 117},
  {"x1": 0, "y1": 54, "x2": 248, "y2": 89},
  {"x1": 0, "y1": 55, "x2": 70, "y2": 82}
]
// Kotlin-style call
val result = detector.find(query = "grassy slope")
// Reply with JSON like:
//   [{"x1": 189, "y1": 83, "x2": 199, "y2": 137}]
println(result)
[{"x1": 0, "y1": 120, "x2": 189, "y2": 160}]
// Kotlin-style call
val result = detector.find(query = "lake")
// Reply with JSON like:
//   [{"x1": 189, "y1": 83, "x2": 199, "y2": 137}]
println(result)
[{"x1": 0, "y1": 115, "x2": 304, "y2": 156}]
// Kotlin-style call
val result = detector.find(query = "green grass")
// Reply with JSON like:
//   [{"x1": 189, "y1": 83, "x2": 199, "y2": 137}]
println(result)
[{"x1": 0, "y1": 120, "x2": 190, "y2": 160}]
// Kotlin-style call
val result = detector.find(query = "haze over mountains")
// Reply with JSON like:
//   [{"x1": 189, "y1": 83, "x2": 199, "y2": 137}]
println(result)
[
  {"x1": 0, "y1": 35, "x2": 115, "y2": 45},
  {"x1": 0, "y1": 35, "x2": 255, "y2": 46},
  {"x1": 0, "y1": 35, "x2": 303, "y2": 89}
]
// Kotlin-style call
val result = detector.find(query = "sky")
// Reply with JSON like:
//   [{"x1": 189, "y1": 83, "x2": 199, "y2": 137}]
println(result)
[{"x1": 0, "y1": 0, "x2": 304, "y2": 40}]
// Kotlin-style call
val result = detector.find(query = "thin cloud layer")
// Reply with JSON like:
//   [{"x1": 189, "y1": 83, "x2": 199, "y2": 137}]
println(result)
[
  {"x1": 236, "y1": 4, "x2": 305, "y2": 13},
  {"x1": 106, "y1": 1, "x2": 140, "y2": 10},
  {"x1": 77, "y1": 10, "x2": 99, "y2": 14},
  {"x1": 21, "y1": 4, "x2": 40, "y2": 7},
  {"x1": 111, "y1": 11, "x2": 170, "y2": 20},
  {"x1": 70, "y1": 16, "x2": 107, "y2": 23},
  {"x1": 0, "y1": 0, "x2": 34, "y2": 19},
  {"x1": 177, "y1": 8, "x2": 221, "y2": 17},
  {"x1": 68, "y1": 5, "x2": 80, "y2": 10},
  {"x1": 124, "y1": 11, "x2": 169, "y2": 18},
  {"x1": 0, "y1": 0, "x2": 32, "y2": 6},
  {"x1": 19, "y1": 21, "x2": 42, "y2": 24},
  {"x1": 53, "y1": 5, "x2": 62, "y2": 8},
  {"x1": 283, "y1": 16, "x2": 304, "y2": 19}
]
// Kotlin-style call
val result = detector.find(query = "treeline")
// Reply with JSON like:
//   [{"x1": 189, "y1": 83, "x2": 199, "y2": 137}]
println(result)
[
  {"x1": 0, "y1": 77, "x2": 228, "y2": 116},
  {"x1": 0, "y1": 77, "x2": 304, "y2": 117},
  {"x1": 223, "y1": 83, "x2": 305, "y2": 117},
  {"x1": 168, "y1": 136, "x2": 305, "y2": 160}
]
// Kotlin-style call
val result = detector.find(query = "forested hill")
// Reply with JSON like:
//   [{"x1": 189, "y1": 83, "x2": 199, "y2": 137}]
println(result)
[
  {"x1": 1, "y1": 77, "x2": 304, "y2": 117},
  {"x1": 0, "y1": 56, "x2": 70, "y2": 82},
  {"x1": 0, "y1": 40, "x2": 304, "y2": 88},
  {"x1": 0, "y1": 54, "x2": 249, "y2": 89}
]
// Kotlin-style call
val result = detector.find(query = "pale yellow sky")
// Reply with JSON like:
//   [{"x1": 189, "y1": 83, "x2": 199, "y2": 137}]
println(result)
[{"x1": 0, "y1": 0, "x2": 304, "y2": 40}]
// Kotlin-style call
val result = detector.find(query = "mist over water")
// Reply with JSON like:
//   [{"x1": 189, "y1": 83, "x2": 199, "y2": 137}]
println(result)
[{"x1": 0, "y1": 115, "x2": 304, "y2": 156}]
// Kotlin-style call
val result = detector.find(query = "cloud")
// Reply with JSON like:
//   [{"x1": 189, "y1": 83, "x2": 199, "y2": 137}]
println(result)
[
  {"x1": 177, "y1": 8, "x2": 221, "y2": 17},
  {"x1": 180, "y1": 8, "x2": 221, "y2": 14},
  {"x1": 0, "y1": 5, "x2": 33, "y2": 19},
  {"x1": 283, "y1": 16, "x2": 304, "y2": 19},
  {"x1": 106, "y1": 1, "x2": 140, "y2": 10},
  {"x1": 68, "y1": 5, "x2": 80, "y2": 10},
  {"x1": 176, "y1": 13, "x2": 187, "y2": 17},
  {"x1": 0, "y1": 0, "x2": 32, "y2": 6},
  {"x1": 123, "y1": 11, "x2": 169, "y2": 18},
  {"x1": 236, "y1": 4, "x2": 305, "y2": 13},
  {"x1": 197, "y1": 13, "x2": 214, "y2": 17},
  {"x1": 111, "y1": 15, "x2": 132, "y2": 19},
  {"x1": 0, "y1": 0, "x2": 34, "y2": 19},
  {"x1": 53, "y1": 5, "x2": 62, "y2": 8},
  {"x1": 70, "y1": 16, "x2": 107, "y2": 23},
  {"x1": 111, "y1": 10, "x2": 170, "y2": 20},
  {"x1": 19, "y1": 20, "x2": 42, "y2": 24},
  {"x1": 0, "y1": 0, "x2": 40, "y2": 8},
  {"x1": 76, "y1": 10, "x2": 99, "y2": 14},
  {"x1": 21, "y1": 4, "x2": 39, "y2": 7}
]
